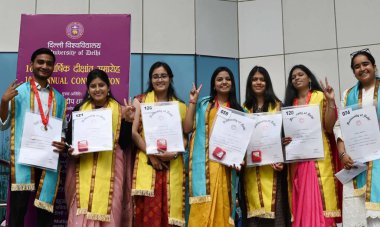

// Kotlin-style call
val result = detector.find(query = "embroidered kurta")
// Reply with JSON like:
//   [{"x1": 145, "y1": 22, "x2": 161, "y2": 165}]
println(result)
[{"x1": 8, "y1": 81, "x2": 66, "y2": 212}]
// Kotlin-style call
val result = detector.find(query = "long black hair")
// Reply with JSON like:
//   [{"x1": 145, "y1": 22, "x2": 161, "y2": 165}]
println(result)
[
  {"x1": 209, "y1": 66, "x2": 243, "y2": 112},
  {"x1": 145, "y1": 61, "x2": 182, "y2": 102},
  {"x1": 243, "y1": 66, "x2": 280, "y2": 111},
  {"x1": 284, "y1": 65, "x2": 322, "y2": 107},
  {"x1": 77, "y1": 69, "x2": 116, "y2": 109}
]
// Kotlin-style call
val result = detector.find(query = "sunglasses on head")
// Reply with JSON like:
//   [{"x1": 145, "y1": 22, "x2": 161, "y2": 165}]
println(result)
[{"x1": 350, "y1": 48, "x2": 371, "y2": 58}]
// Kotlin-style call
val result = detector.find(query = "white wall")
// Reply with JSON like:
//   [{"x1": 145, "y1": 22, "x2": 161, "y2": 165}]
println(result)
[
  {"x1": 238, "y1": 0, "x2": 380, "y2": 103},
  {"x1": 1, "y1": 0, "x2": 380, "y2": 103},
  {"x1": 196, "y1": 0, "x2": 238, "y2": 57}
]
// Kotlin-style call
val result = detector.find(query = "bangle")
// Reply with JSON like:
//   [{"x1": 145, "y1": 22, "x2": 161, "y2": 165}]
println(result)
[
  {"x1": 189, "y1": 99, "x2": 196, "y2": 105},
  {"x1": 339, "y1": 151, "x2": 346, "y2": 160}
]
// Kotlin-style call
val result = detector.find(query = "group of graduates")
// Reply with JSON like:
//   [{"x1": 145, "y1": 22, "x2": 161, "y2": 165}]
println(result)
[{"x1": 1, "y1": 47, "x2": 379, "y2": 227}]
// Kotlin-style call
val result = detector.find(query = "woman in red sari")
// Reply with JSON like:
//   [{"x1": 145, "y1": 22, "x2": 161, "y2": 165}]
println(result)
[{"x1": 132, "y1": 62, "x2": 187, "y2": 227}]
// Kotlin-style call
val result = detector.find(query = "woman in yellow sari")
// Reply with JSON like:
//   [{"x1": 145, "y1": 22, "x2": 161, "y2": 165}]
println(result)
[
  {"x1": 242, "y1": 66, "x2": 290, "y2": 227},
  {"x1": 65, "y1": 69, "x2": 135, "y2": 226},
  {"x1": 184, "y1": 66, "x2": 244, "y2": 227},
  {"x1": 284, "y1": 65, "x2": 340, "y2": 227},
  {"x1": 132, "y1": 62, "x2": 187, "y2": 227}
]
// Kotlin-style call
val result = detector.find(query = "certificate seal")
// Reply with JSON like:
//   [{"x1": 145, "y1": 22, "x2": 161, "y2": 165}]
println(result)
[{"x1": 356, "y1": 120, "x2": 362, "y2": 126}]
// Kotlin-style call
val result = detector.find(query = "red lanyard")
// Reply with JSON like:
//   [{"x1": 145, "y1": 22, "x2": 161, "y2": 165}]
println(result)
[
  {"x1": 30, "y1": 79, "x2": 53, "y2": 130},
  {"x1": 293, "y1": 91, "x2": 312, "y2": 106}
]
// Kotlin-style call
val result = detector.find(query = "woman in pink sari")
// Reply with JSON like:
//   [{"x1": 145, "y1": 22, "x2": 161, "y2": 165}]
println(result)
[
  {"x1": 283, "y1": 65, "x2": 341, "y2": 227},
  {"x1": 64, "y1": 69, "x2": 135, "y2": 226}
]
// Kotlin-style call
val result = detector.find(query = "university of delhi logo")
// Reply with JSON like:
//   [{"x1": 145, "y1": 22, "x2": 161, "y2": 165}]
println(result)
[{"x1": 66, "y1": 22, "x2": 84, "y2": 39}]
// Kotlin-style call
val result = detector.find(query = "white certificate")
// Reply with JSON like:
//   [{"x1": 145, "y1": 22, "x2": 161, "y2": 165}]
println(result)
[
  {"x1": 140, "y1": 102, "x2": 184, "y2": 154},
  {"x1": 209, "y1": 106, "x2": 255, "y2": 166},
  {"x1": 246, "y1": 112, "x2": 284, "y2": 167},
  {"x1": 339, "y1": 106, "x2": 380, "y2": 162},
  {"x1": 335, "y1": 162, "x2": 368, "y2": 184},
  {"x1": 282, "y1": 104, "x2": 324, "y2": 161},
  {"x1": 18, "y1": 112, "x2": 62, "y2": 171},
  {"x1": 72, "y1": 108, "x2": 113, "y2": 154}
]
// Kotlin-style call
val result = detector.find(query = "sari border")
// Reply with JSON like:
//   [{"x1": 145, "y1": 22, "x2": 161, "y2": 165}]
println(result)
[
  {"x1": 366, "y1": 161, "x2": 373, "y2": 202},
  {"x1": 10, "y1": 99, "x2": 16, "y2": 185},
  {"x1": 169, "y1": 217, "x2": 185, "y2": 227},
  {"x1": 34, "y1": 199, "x2": 54, "y2": 213},
  {"x1": 87, "y1": 153, "x2": 99, "y2": 212},
  {"x1": 270, "y1": 170, "x2": 277, "y2": 213},
  {"x1": 86, "y1": 212, "x2": 111, "y2": 222},
  {"x1": 256, "y1": 167, "x2": 264, "y2": 208},
  {"x1": 11, "y1": 183, "x2": 34, "y2": 191},
  {"x1": 189, "y1": 195, "x2": 211, "y2": 204},
  {"x1": 366, "y1": 202, "x2": 380, "y2": 211},
  {"x1": 205, "y1": 102, "x2": 212, "y2": 196}
]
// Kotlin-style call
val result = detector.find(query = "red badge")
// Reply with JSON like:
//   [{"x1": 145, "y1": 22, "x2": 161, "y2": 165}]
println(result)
[
  {"x1": 78, "y1": 140, "x2": 89, "y2": 152},
  {"x1": 213, "y1": 147, "x2": 226, "y2": 160},
  {"x1": 157, "y1": 139, "x2": 167, "y2": 151},
  {"x1": 251, "y1": 150, "x2": 262, "y2": 162}
]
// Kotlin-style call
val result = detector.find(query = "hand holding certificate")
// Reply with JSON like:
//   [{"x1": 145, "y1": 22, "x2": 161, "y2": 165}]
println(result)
[
  {"x1": 72, "y1": 108, "x2": 113, "y2": 154},
  {"x1": 335, "y1": 162, "x2": 367, "y2": 184},
  {"x1": 246, "y1": 112, "x2": 284, "y2": 167},
  {"x1": 282, "y1": 104, "x2": 324, "y2": 161},
  {"x1": 18, "y1": 112, "x2": 62, "y2": 170},
  {"x1": 339, "y1": 105, "x2": 380, "y2": 162},
  {"x1": 140, "y1": 102, "x2": 184, "y2": 154},
  {"x1": 209, "y1": 106, "x2": 255, "y2": 167}
]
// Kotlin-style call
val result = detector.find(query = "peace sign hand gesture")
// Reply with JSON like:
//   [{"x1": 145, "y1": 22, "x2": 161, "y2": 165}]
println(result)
[
  {"x1": 189, "y1": 83, "x2": 202, "y2": 103},
  {"x1": 122, "y1": 97, "x2": 136, "y2": 123},
  {"x1": 319, "y1": 77, "x2": 335, "y2": 102},
  {"x1": 1, "y1": 80, "x2": 23, "y2": 103}
]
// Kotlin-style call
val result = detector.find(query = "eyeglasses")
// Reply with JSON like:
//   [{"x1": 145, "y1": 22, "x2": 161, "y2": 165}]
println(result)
[
  {"x1": 152, "y1": 73, "x2": 169, "y2": 80},
  {"x1": 350, "y1": 48, "x2": 371, "y2": 58}
]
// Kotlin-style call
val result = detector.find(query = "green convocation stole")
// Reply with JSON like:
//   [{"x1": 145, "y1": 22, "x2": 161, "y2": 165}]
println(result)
[
  {"x1": 11, "y1": 81, "x2": 66, "y2": 212},
  {"x1": 345, "y1": 79, "x2": 380, "y2": 210}
]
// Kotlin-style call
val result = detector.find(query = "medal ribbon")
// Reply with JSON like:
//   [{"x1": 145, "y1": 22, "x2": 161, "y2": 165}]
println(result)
[{"x1": 30, "y1": 79, "x2": 53, "y2": 130}]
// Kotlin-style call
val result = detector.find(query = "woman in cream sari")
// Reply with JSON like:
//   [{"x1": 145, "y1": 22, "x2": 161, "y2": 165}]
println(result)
[
  {"x1": 132, "y1": 62, "x2": 187, "y2": 227},
  {"x1": 335, "y1": 49, "x2": 380, "y2": 227}
]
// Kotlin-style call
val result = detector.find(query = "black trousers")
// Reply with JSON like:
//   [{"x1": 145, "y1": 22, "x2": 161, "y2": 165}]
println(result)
[{"x1": 8, "y1": 168, "x2": 54, "y2": 227}]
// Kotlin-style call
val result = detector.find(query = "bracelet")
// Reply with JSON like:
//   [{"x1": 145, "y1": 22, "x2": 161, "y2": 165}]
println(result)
[
  {"x1": 189, "y1": 99, "x2": 196, "y2": 105},
  {"x1": 339, "y1": 151, "x2": 346, "y2": 160}
]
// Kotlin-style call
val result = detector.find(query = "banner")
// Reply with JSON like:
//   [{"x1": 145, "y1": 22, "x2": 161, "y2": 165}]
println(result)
[{"x1": 16, "y1": 14, "x2": 131, "y2": 226}]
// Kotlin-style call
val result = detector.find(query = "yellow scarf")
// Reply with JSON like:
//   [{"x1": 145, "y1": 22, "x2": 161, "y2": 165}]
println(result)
[
  {"x1": 76, "y1": 99, "x2": 122, "y2": 222},
  {"x1": 132, "y1": 91, "x2": 186, "y2": 226},
  {"x1": 243, "y1": 102, "x2": 281, "y2": 218},
  {"x1": 287, "y1": 91, "x2": 341, "y2": 218}
]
